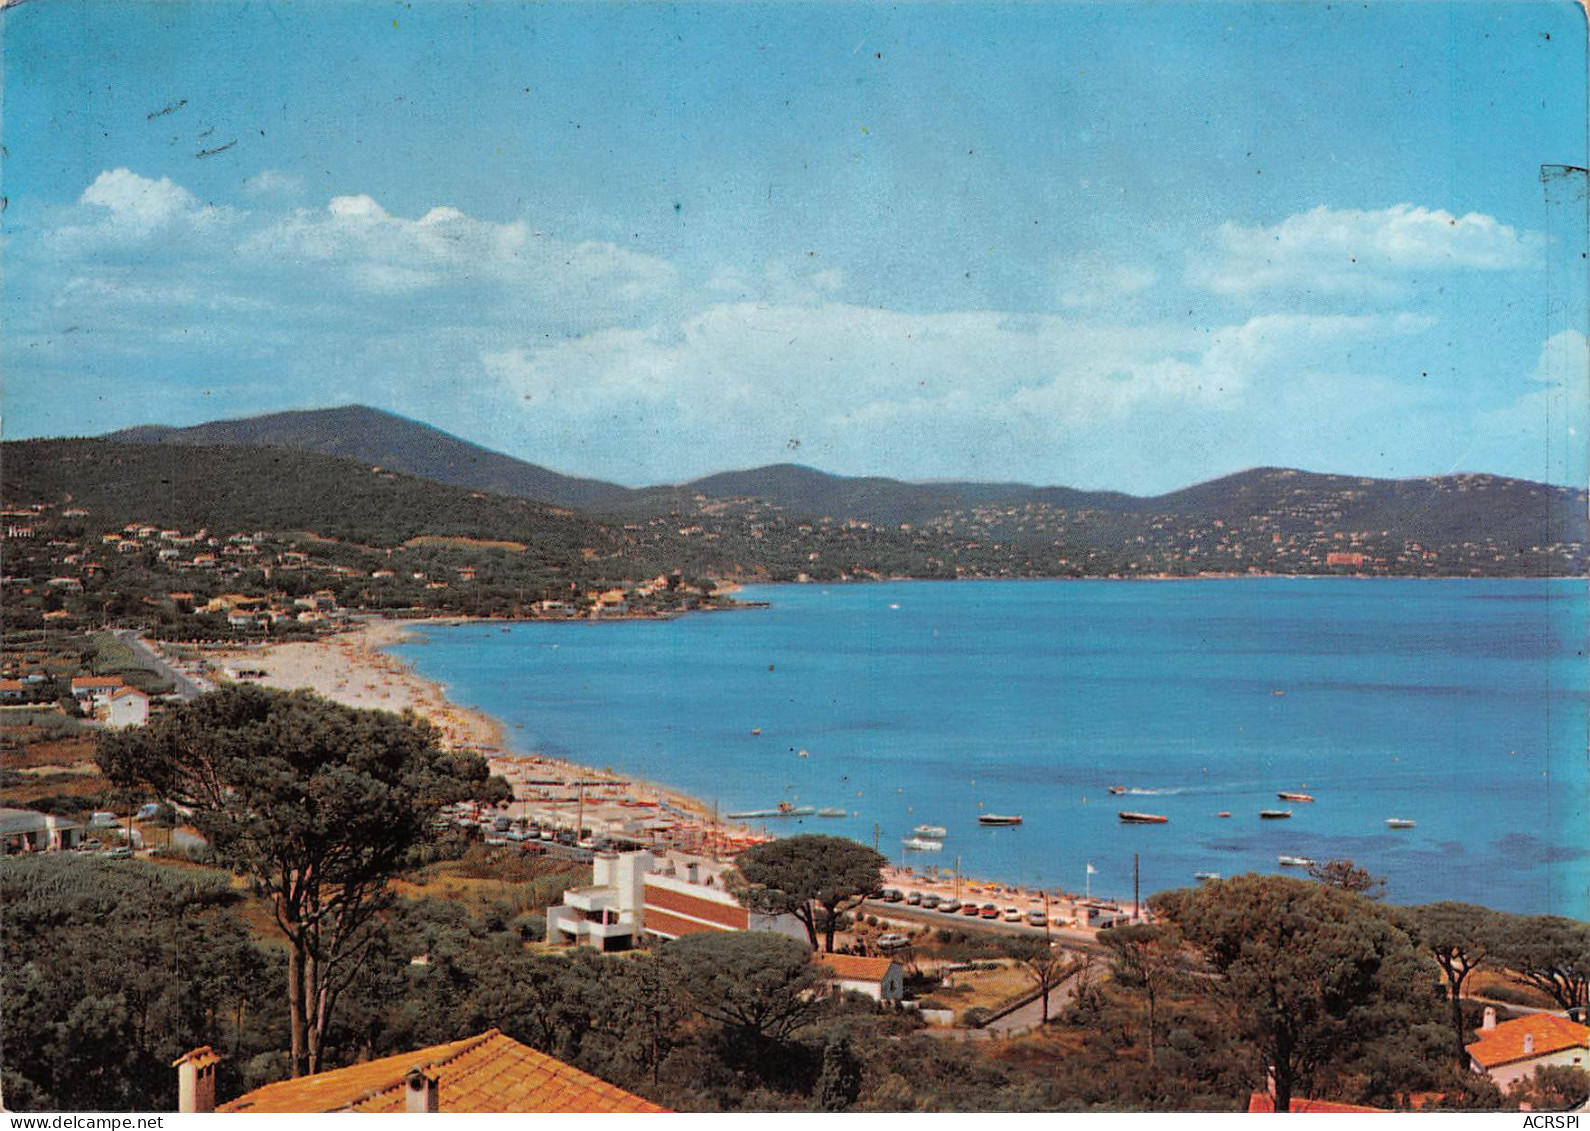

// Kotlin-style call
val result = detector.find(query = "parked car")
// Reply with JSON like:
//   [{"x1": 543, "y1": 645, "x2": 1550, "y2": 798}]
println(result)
[
  {"x1": 920, "y1": 894, "x2": 941, "y2": 910},
  {"x1": 960, "y1": 902, "x2": 981, "y2": 916},
  {"x1": 875, "y1": 932, "x2": 909, "y2": 949},
  {"x1": 882, "y1": 888, "x2": 904, "y2": 903},
  {"x1": 939, "y1": 898, "x2": 962, "y2": 913},
  {"x1": 907, "y1": 891, "x2": 923, "y2": 906},
  {"x1": 1026, "y1": 910, "x2": 1047, "y2": 926},
  {"x1": 980, "y1": 904, "x2": 1000, "y2": 919},
  {"x1": 1003, "y1": 907, "x2": 1022, "y2": 922}
]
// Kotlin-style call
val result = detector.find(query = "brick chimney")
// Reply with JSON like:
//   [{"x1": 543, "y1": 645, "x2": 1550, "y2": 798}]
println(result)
[
  {"x1": 174, "y1": 1047, "x2": 219, "y2": 1114},
  {"x1": 404, "y1": 1067, "x2": 439, "y2": 1113},
  {"x1": 1481, "y1": 1006, "x2": 1496, "y2": 1031},
  {"x1": 1523, "y1": 1033, "x2": 1535, "y2": 1056}
]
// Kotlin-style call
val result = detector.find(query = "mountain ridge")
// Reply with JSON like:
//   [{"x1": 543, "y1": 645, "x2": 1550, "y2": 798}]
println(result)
[{"x1": 100, "y1": 405, "x2": 1577, "y2": 529}]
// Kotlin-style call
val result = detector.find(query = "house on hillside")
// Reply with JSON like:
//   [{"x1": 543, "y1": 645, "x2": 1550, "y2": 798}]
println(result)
[
  {"x1": 0, "y1": 808, "x2": 84, "y2": 854},
  {"x1": 105, "y1": 685, "x2": 149, "y2": 728},
  {"x1": 546, "y1": 850, "x2": 808, "y2": 951},
  {"x1": 816, "y1": 953, "x2": 904, "y2": 1003},
  {"x1": 1466, "y1": 1008, "x2": 1589, "y2": 1091},
  {"x1": 178, "y1": 1030, "x2": 666, "y2": 1113},
  {"x1": 71, "y1": 675, "x2": 126, "y2": 712}
]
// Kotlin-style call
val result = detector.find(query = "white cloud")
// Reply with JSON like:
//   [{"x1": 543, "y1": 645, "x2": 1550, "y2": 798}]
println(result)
[
  {"x1": 242, "y1": 169, "x2": 305, "y2": 198},
  {"x1": 1191, "y1": 204, "x2": 1544, "y2": 299},
  {"x1": 479, "y1": 301, "x2": 1434, "y2": 480},
  {"x1": 243, "y1": 192, "x2": 676, "y2": 306},
  {"x1": 80, "y1": 168, "x2": 201, "y2": 229}
]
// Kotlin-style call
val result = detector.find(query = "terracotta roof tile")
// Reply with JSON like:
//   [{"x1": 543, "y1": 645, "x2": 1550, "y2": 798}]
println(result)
[
  {"x1": 1248, "y1": 1093, "x2": 1384, "y2": 1113},
  {"x1": 817, "y1": 953, "x2": 897, "y2": 981},
  {"x1": 218, "y1": 1030, "x2": 667, "y2": 1114},
  {"x1": 1466, "y1": 1014, "x2": 1589, "y2": 1069}
]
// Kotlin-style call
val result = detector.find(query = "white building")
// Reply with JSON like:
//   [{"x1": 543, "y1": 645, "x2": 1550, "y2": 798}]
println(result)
[
  {"x1": 0, "y1": 808, "x2": 83, "y2": 854},
  {"x1": 105, "y1": 685, "x2": 150, "y2": 728},
  {"x1": 1466, "y1": 1008, "x2": 1589, "y2": 1091},
  {"x1": 816, "y1": 953, "x2": 905, "y2": 1002},
  {"x1": 547, "y1": 851, "x2": 809, "y2": 952}
]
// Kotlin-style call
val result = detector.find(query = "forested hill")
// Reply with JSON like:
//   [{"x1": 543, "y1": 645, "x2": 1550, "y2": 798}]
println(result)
[
  {"x1": 7, "y1": 438, "x2": 1587, "y2": 579},
  {"x1": 100, "y1": 407, "x2": 1589, "y2": 554},
  {"x1": 107, "y1": 405, "x2": 646, "y2": 515}
]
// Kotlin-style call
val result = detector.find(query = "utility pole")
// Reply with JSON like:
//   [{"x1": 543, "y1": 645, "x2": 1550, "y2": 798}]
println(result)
[
  {"x1": 954, "y1": 854, "x2": 962, "y2": 902},
  {"x1": 576, "y1": 780, "x2": 586, "y2": 843},
  {"x1": 1133, "y1": 852, "x2": 1140, "y2": 921}
]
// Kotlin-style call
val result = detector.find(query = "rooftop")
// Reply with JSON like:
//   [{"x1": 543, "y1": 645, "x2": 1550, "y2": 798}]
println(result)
[
  {"x1": 1467, "y1": 1014, "x2": 1590, "y2": 1069},
  {"x1": 1247, "y1": 1093, "x2": 1384, "y2": 1113},
  {"x1": 217, "y1": 1029, "x2": 667, "y2": 1114},
  {"x1": 817, "y1": 953, "x2": 898, "y2": 981}
]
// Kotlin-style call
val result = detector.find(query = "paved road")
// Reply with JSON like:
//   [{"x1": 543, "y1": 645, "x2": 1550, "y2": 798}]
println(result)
[
  {"x1": 862, "y1": 900, "x2": 1110, "y2": 955},
  {"x1": 115, "y1": 630, "x2": 211, "y2": 700}
]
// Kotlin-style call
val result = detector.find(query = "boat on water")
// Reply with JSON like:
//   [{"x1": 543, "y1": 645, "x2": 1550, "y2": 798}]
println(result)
[
  {"x1": 750, "y1": 728, "x2": 762, "y2": 736},
  {"x1": 1118, "y1": 811, "x2": 1169, "y2": 824},
  {"x1": 1259, "y1": 809, "x2": 1293, "y2": 819},
  {"x1": 978, "y1": 814, "x2": 1023, "y2": 826},
  {"x1": 1216, "y1": 811, "x2": 1232, "y2": 818},
  {"x1": 1108, "y1": 785, "x2": 1128, "y2": 795},
  {"x1": 902, "y1": 836, "x2": 943, "y2": 852},
  {"x1": 1277, "y1": 791, "x2": 1315, "y2": 802},
  {"x1": 1194, "y1": 871, "x2": 1221, "y2": 881},
  {"x1": 1277, "y1": 855, "x2": 1315, "y2": 867},
  {"x1": 725, "y1": 801, "x2": 815, "y2": 819},
  {"x1": 1385, "y1": 817, "x2": 1417, "y2": 829},
  {"x1": 818, "y1": 807, "x2": 847, "y2": 818},
  {"x1": 912, "y1": 824, "x2": 948, "y2": 838}
]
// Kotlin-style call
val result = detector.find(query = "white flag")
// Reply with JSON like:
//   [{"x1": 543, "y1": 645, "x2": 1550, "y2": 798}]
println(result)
[{"x1": 1086, "y1": 863, "x2": 1097, "y2": 875}]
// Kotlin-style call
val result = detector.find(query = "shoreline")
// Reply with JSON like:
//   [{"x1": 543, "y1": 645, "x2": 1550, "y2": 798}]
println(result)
[{"x1": 201, "y1": 615, "x2": 1115, "y2": 914}]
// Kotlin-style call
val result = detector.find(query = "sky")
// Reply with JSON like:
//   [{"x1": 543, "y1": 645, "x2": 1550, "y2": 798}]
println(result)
[{"x1": 3, "y1": 0, "x2": 1586, "y2": 495}]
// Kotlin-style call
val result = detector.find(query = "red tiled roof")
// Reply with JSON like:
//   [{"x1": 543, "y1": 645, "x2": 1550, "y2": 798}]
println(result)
[
  {"x1": 71, "y1": 676, "x2": 125, "y2": 690},
  {"x1": 218, "y1": 1030, "x2": 666, "y2": 1114},
  {"x1": 1248, "y1": 1093, "x2": 1384, "y2": 1113},
  {"x1": 0, "y1": 679, "x2": 25, "y2": 691},
  {"x1": 818, "y1": 953, "x2": 897, "y2": 982},
  {"x1": 110, "y1": 686, "x2": 148, "y2": 700},
  {"x1": 1466, "y1": 1014, "x2": 1589, "y2": 1069}
]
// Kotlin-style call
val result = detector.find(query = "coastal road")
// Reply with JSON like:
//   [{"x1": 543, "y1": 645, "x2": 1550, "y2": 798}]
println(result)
[
  {"x1": 861, "y1": 900, "x2": 1110, "y2": 956},
  {"x1": 115, "y1": 630, "x2": 211, "y2": 700}
]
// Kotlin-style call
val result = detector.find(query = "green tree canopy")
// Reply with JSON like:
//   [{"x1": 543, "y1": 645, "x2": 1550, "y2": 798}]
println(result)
[
  {"x1": 1151, "y1": 874, "x2": 1428, "y2": 1114},
  {"x1": 1409, "y1": 902, "x2": 1502, "y2": 1066},
  {"x1": 1490, "y1": 914, "x2": 1590, "y2": 1019},
  {"x1": 96, "y1": 684, "x2": 502, "y2": 1077},
  {"x1": 665, "y1": 931, "x2": 824, "y2": 1054},
  {"x1": 733, "y1": 835, "x2": 886, "y2": 952}
]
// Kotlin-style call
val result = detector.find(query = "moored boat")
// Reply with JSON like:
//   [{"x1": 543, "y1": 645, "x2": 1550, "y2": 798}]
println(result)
[
  {"x1": 978, "y1": 814, "x2": 1023, "y2": 826},
  {"x1": 1118, "y1": 811, "x2": 1169, "y2": 824},
  {"x1": 1385, "y1": 817, "x2": 1416, "y2": 829},
  {"x1": 1277, "y1": 791, "x2": 1314, "y2": 802},
  {"x1": 1259, "y1": 809, "x2": 1293, "y2": 819},
  {"x1": 818, "y1": 807, "x2": 847, "y2": 818},
  {"x1": 1278, "y1": 855, "x2": 1315, "y2": 867},
  {"x1": 912, "y1": 824, "x2": 949, "y2": 838},
  {"x1": 1216, "y1": 811, "x2": 1232, "y2": 818},
  {"x1": 1194, "y1": 871, "x2": 1221, "y2": 881},
  {"x1": 902, "y1": 836, "x2": 943, "y2": 852}
]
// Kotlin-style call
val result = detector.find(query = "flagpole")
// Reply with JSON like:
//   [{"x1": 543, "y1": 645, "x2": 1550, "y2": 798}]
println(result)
[{"x1": 1085, "y1": 861, "x2": 1092, "y2": 900}]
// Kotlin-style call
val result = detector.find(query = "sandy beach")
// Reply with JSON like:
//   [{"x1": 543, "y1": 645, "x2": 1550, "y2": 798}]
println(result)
[{"x1": 208, "y1": 618, "x2": 506, "y2": 750}]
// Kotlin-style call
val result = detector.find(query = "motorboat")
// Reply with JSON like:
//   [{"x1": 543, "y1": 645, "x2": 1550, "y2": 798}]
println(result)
[
  {"x1": 818, "y1": 808, "x2": 847, "y2": 818},
  {"x1": 912, "y1": 824, "x2": 948, "y2": 838},
  {"x1": 1216, "y1": 811, "x2": 1232, "y2": 818},
  {"x1": 725, "y1": 801, "x2": 815, "y2": 819},
  {"x1": 1277, "y1": 792, "x2": 1315, "y2": 802},
  {"x1": 977, "y1": 814, "x2": 1023, "y2": 826},
  {"x1": 1194, "y1": 871, "x2": 1221, "y2": 881},
  {"x1": 1277, "y1": 855, "x2": 1315, "y2": 867},
  {"x1": 1259, "y1": 810, "x2": 1293, "y2": 820},
  {"x1": 1117, "y1": 811, "x2": 1169, "y2": 824},
  {"x1": 901, "y1": 836, "x2": 943, "y2": 852},
  {"x1": 1385, "y1": 818, "x2": 1417, "y2": 829}
]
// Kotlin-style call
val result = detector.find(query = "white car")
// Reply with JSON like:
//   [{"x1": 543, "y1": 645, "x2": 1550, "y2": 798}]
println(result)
[{"x1": 874, "y1": 932, "x2": 910, "y2": 949}]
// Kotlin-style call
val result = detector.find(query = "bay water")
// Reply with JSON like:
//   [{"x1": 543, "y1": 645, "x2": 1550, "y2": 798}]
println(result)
[{"x1": 390, "y1": 579, "x2": 1587, "y2": 918}]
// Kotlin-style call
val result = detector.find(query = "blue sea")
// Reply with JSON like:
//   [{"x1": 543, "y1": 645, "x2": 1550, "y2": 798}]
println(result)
[{"x1": 390, "y1": 579, "x2": 1588, "y2": 918}]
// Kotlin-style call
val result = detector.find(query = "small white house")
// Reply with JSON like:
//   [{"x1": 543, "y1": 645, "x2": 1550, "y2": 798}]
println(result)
[
  {"x1": 816, "y1": 953, "x2": 905, "y2": 1003},
  {"x1": 105, "y1": 685, "x2": 150, "y2": 728},
  {"x1": 1466, "y1": 1008, "x2": 1590, "y2": 1091},
  {"x1": 0, "y1": 809, "x2": 83, "y2": 854}
]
